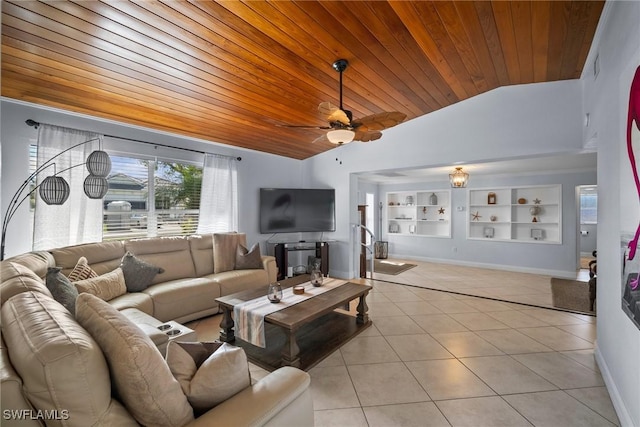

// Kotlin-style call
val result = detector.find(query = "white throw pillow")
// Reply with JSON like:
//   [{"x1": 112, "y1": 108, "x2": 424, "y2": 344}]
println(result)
[
  {"x1": 73, "y1": 267, "x2": 127, "y2": 301},
  {"x1": 165, "y1": 341, "x2": 251, "y2": 414}
]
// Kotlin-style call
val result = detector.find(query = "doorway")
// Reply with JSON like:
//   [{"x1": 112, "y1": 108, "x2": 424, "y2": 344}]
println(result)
[{"x1": 577, "y1": 185, "x2": 597, "y2": 270}]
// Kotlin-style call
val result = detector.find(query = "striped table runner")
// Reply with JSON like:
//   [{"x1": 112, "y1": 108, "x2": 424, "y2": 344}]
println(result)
[{"x1": 233, "y1": 278, "x2": 347, "y2": 348}]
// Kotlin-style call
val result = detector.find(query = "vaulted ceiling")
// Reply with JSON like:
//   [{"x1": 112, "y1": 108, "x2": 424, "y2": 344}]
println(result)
[{"x1": 2, "y1": 1, "x2": 604, "y2": 160}]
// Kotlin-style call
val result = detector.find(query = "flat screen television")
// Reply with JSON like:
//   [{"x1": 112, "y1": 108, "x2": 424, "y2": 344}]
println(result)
[{"x1": 259, "y1": 188, "x2": 336, "y2": 233}]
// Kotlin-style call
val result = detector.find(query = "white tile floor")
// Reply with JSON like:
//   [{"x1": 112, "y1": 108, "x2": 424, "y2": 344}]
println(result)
[{"x1": 188, "y1": 260, "x2": 618, "y2": 426}]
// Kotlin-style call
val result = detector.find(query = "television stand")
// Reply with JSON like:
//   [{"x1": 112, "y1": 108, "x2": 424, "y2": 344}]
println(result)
[{"x1": 273, "y1": 241, "x2": 329, "y2": 281}]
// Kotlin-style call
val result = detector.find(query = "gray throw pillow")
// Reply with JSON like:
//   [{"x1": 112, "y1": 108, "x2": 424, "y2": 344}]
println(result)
[
  {"x1": 45, "y1": 267, "x2": 79, "y2": 315},
  {"x1": 120, "y1": 252, "x2": 164, "y2": 292},
  {"x1": 235, "y1": 243, "x2": 262, "y2": 270}
]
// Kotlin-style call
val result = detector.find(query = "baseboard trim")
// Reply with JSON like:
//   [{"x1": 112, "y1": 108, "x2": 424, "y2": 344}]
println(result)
[
  {"x1": 595, "y1": 344, "x2": 634, "y2": 426},
  {"x1": 388, "y1": 253, "x2": 576, "y2": 279}
]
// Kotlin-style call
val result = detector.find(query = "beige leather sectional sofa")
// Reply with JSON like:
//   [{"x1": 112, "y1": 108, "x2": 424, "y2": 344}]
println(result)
[{"x1": 0, "y1": 234, "x2": 313, "y2": 427}]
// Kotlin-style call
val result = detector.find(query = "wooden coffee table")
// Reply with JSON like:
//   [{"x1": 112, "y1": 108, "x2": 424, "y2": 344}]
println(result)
[{"x1": 215, "y1": 275, "x2": 372, "y2": 371}]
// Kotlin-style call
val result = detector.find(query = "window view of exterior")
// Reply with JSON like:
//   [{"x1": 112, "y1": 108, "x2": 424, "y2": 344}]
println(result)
[
  {"x1": 580, "y1": 187, "x2": 598, "y2": 225},
  {"x1": 103, "y1": 156, "x2": 202, "y2": 240}
]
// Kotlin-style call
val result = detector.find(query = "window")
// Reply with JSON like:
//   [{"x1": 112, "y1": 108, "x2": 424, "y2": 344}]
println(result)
[
  {"x1": 28, "y1": 145, "x2": 38, "y2": 210},
  {"x1": 103, "y1": 155, "x2": 202, "y2": 240},
  {"x1": 29, "y1": 144, "x2": 236, "y2": 243},
  {"x1": 580, "y1": 187, "x2": 597, "y2": 224}
]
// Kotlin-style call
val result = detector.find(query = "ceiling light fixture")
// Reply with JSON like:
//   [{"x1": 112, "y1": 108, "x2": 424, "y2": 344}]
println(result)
[
  {"x1": 449, "y1": 166, "x2": 469, "y2": 188},
  {"x1": 326, "y1": 129, "x2": 355, "y2": 145}
]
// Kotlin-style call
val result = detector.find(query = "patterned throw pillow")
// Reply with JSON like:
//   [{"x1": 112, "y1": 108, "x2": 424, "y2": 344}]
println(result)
[
  {"x1": 45, "y1": 267, "x2": 79, "y2": 315},
  {"x1": 120, "y1": 252, "x2": 164, "y2": 292},
  {"x1": 67, "y1": 256, "x2": 98, "y2": 282},
  {"x1": 235, "y1": 243, "x2": 262, "y2": 270}
]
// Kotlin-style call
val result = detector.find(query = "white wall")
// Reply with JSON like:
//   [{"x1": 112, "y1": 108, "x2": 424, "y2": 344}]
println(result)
[
  {"x1": 0, "y1": 100, "x2": 301, "y2": 258},
  {"x1": 582, "y1": 2, "x2": 640, "y2": 425}
]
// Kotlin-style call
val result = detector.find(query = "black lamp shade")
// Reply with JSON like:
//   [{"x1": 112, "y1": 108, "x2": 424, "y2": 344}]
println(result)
[
  {"x1": 86, "y1": 150, "x2": 111, "y2": 177},
  {"x1": 83, "y1": 175, "x2": 109, "y2": 199},
  {"x1": 39, "y1": 176, "x2": 70, "y2": 205}
]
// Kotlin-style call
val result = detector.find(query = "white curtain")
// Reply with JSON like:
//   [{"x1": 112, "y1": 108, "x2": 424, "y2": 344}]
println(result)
[
  {"x1": 33, "y1": 125, "x2": 104, "y2": 250},
  {"x1": 197, "y1": 154, "x2": 238, "y2": 233}
]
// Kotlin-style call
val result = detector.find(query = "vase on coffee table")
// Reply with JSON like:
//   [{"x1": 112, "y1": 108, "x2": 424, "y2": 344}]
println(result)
[{"x1": 310, "y1": 269, "x2": 324, "y2": 287}]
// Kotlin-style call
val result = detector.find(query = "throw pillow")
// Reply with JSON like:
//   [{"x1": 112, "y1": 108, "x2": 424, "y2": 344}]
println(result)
[
  {"x1": 213, "y1": 232, "x2": 247, "y2": 273},
  {"x1": 120, "y1": 251, "x2": 165, "y2": 292},
  {"x1": 75, "y1": 293, "x2": 194, "y2": 427},
  {"x1": 235, "y1": 243, "x2": 263, "y2": 270},
  {"x1": 165, "y1": 341, "x2": 251, "y2": 415},
  {"x1": 45, "y1": 267, "x2": 79, "y2": 315},
  {"x1": 74, "y1": 267, "x2": 127, "y2": 302},
  {"x1": 67, "y1": 256, "x2": 98, "y2": 282}
]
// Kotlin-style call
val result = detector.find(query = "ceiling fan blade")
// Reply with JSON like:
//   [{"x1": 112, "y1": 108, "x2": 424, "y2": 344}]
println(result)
[
  {"x1": 276, "y1": 123, "x2": 331, "y2": 129},
  {"x1": 318, "y1": 102, "x2": 351, "y2": 126},
  {"x1": 353, "y1": 130, "x2": 382, "y2": 142},
  {"x1": 352, "y1": 111, "x2": 407, "y2": 132}
]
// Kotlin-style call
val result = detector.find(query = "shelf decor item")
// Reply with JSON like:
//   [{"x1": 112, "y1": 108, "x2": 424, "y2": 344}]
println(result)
[
  {"x1": 529, "y1": 205, "x2": 542, "y2": 222},
  {"x1": 487, "y1": 192, "x2": 497, "y2": 204},
  {"x1": 484, "y1": 227, "x2": 494, "y2": 238},
  {"x1": 531, "y1": 229, "x2": 544, "y2": 240},
  {"x1": 422, "y1": 206, "x2": 427, "y2": 219},
  {"x1": 518, "y1": 198, "x2": 527, "y2": 204},
  {"x1": 405, "y1": 195, "x2": 414, "y2": 206},
  {"x1": 429, "y1": 192, "x2": 438, "y2": 205},
  {"x1": 490, "y1": 215, "x2": 497, "y2": 222},
  {"x1": 471, "y1": 211, "x2": 481, "y2": 221}
]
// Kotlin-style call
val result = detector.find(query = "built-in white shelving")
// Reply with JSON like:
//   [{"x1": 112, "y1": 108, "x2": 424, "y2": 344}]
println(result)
[
  {"x1": 467, "y1": 185, "x2": 561, "y2": 243},
  {"x1": 386, "y1": 190, "x2": 451, "y2": 238}
]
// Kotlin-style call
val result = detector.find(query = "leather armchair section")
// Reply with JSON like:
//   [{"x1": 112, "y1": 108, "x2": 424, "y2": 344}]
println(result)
[{"x1": 184, "y1": 367, "x2": 313, "y2": 427}]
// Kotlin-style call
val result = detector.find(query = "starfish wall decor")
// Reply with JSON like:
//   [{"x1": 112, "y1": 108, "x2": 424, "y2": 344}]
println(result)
[{"x1": 472, "y1": 211, "x2": 482, "y2": 221}]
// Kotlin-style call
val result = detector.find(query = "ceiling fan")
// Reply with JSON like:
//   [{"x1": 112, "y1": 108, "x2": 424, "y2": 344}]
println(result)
[{"x1": 281, "y1": 59, "x2": 407, "y2": 145}]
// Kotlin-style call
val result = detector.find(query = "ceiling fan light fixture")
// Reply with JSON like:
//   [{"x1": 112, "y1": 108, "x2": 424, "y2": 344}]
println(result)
[{"x1": 327, "y1": 129, "x2": 355, "y2": 145}]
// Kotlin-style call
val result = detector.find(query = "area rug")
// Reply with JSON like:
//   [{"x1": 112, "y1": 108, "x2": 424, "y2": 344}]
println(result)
[{"x1": 373, "y1": 260, "x2": 417, "y2": 275}]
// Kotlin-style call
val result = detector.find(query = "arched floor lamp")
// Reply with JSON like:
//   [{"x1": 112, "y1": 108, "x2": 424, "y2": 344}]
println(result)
[{"x1": 1, "y1": 122, "x2": 111, "y2": 260}]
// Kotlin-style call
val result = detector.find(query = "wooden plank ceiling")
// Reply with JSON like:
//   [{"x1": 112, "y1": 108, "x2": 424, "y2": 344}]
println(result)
[{"x1": 2, "y1": 1, "x2": 604, "y2": 160}]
